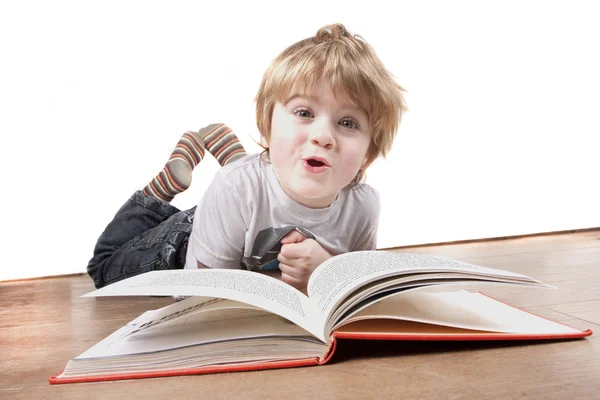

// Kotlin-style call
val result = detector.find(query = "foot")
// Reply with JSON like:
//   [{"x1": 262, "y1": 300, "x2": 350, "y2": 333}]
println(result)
[
  {"x1": 199, "y1": 123, "x2": 247, "y2": 166},
  {"x1": 142, "y1": 130, "x2": 207, "y2": 202}
]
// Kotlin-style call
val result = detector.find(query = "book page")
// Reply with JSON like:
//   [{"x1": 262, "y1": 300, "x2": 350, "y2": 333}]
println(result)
[
  {"x1": 84, "y1": 269, "x2": 324, "y2": 340},
  {"x1": 75, "y1": 311, "x2": 324, "y2": 361},
  {"x1": 307, "y1": 251, "x2": 542, "y2": 333},
  {"x1": 118, "y1": 297, "x2": 263, "y2": 339},
  {"x1": 325, "y1": 274, "x2": 536, "y2": 331},
  {"x1": 334, "y1": 290, "x2": 581, "y2": 334}
]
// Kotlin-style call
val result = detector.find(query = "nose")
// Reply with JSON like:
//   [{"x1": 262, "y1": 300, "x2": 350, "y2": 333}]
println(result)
[{"x1": 309, "y1": 120, "x2": 335, "y2": 149}]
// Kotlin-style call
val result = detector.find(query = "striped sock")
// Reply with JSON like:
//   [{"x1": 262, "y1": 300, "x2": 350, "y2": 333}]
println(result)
[
  {"x1": 199, "y1": 123, "x2": 247, "y2": 166},
  {"x1": 142, "y1": 131, "x2": 206, "y2": 202}
]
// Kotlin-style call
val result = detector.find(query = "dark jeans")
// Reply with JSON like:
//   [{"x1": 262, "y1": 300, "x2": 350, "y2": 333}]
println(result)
[{"x1": 87, "y1": 191, "x2": 196, "y2": 288}]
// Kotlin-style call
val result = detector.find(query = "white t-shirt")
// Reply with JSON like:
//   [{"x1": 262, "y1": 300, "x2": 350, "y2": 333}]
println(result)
[{"x1": 185, "y1": 153, "x2": 380, "y2": 271}]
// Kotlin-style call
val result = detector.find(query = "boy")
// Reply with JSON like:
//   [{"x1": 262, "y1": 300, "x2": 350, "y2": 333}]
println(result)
[{"x1": 87, "y1": 23, "x2": 407, "y2": 294}]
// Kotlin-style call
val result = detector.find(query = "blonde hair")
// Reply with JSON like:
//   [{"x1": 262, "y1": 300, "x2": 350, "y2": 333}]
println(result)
[{"x1": 255, "y1": 23, "x2": 407, "y2": 186}]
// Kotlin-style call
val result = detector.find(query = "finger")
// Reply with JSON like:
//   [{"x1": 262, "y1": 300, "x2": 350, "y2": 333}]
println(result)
[
  {"x1": 280, "y1": 230, "x2": 307, "y2": 245},
  {"x1": 278, "y1": 262, "x2": 302, "y2": 279},
  {"x1": 277, "y1": 253, "x2": 293, "y2": 266},
  {"x1": 279, "y1": 243, "x2": 299, "y2": 259},
  {"x1": 280, "y1": 239, "x2": 313, "y2": 259}
]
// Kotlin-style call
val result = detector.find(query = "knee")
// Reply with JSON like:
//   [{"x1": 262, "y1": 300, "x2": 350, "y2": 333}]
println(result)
[{"x1": 86, "y1": 256, "x2": 106, "y2": 289}]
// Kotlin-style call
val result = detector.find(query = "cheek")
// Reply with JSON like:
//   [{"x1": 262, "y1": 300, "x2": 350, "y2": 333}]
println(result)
[
  {"x1": 268, "y1": 134, "x2": 295, "y2": 170},
  {"x1": 270, "y1": 125, "x2": 303, "y2": 155},
  {"x1": 348, "y1": 139, "x2": 371, "y2": 163},
  {"x1": 344, "y1": 156, "x2": 365, "y2": 175}
]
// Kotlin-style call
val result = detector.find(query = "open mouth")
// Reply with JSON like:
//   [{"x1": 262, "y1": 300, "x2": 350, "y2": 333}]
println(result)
[
  {"x1": 307, "y1": 159, "x2": 325, "y2": 167},
  {"x1": 302, "y1": 157, "x2": 330, "y2": 174}
]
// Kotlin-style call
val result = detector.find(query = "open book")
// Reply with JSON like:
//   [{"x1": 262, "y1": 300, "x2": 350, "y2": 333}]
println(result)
[{"x1": 50, "y1": 251, "x2": 592, "y2": 384}]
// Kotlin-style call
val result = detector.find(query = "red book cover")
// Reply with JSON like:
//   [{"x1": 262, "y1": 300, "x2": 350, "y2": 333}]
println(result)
[{"x1": 49, "y1": 299, "x2": 592, "y2": 385}]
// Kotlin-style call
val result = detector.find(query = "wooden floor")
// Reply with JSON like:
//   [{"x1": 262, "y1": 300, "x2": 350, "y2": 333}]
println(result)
[{"x1": 1, "y1": 230, "x2": 599, "y2": 399}]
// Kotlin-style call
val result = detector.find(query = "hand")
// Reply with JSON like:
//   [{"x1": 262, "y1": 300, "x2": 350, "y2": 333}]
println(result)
[{"x1": 278, "y1": 230, "x2": 334, "y2": 294}]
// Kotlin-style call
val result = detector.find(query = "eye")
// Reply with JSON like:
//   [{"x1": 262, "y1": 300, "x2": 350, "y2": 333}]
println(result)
[
  {"x1": 340, "y1": 118, "x2": 360, "y2": 130},
  {"x1": 293, "y1": 108, "x2": 314, "y2": 119}
]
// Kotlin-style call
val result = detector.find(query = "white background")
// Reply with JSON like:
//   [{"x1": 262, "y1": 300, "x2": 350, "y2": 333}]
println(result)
[{"x1": 1, "y1": 0, "x2": 598, "y2": 281}]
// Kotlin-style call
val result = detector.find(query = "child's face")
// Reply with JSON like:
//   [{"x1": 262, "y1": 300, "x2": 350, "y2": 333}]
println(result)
[{"x1": 266, "y1": 80, "x2": 372, "y2": 208}]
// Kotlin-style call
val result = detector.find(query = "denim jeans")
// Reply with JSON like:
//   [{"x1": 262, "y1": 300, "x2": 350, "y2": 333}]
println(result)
[{"x1": 87, "y1": 191, "x2": 196, "y2": 288}]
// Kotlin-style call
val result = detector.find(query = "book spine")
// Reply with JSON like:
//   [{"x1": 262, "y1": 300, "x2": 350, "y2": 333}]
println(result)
[{"x1": 317, "y1": 336, "x2": 338, "y2": 365}]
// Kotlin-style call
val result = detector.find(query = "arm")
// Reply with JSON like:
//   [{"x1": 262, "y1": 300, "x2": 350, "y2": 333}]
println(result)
[{"x1": 197, "y1": 261, "x2": 209, "y2": 269}]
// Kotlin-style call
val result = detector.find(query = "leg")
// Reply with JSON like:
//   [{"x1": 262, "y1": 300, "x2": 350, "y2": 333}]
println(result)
[
  {"x1": 142, "y1": 131, "x2": 206, "y2": 202},
  {"x1": 88, "y1": 123, "x2": 247, "y2": 288},
  {"x1": 87, "y1": 191, "x2": 196, "y2": 288},
  {"x1": 142, "y1": 123, "x2": 247, "y2": 202}
]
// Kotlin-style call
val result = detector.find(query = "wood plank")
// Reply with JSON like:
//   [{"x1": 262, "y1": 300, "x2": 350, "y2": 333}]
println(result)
[
  {"x1": 2, "y1": 230, "x2": 599, "y2": 400},
  {"x1": 550, "y1": 300, "x2": 600, "y2": 326}
]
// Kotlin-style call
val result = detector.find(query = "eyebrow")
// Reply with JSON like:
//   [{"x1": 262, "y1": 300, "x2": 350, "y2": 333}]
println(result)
[{"x1": 285, "y1": 94, "x2": 366, "y2": 115}]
